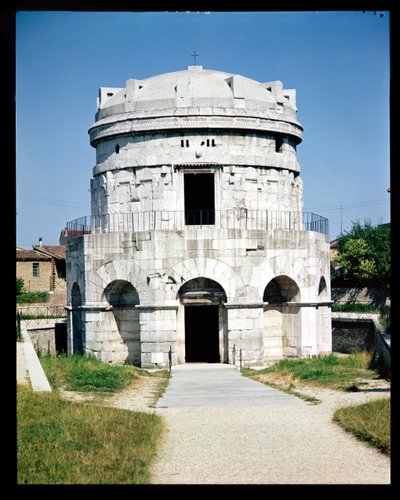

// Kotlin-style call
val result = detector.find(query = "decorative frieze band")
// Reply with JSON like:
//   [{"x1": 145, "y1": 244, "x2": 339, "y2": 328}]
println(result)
[{"x1": 89, "y1": 113, "x2": 303, "y2": 145}]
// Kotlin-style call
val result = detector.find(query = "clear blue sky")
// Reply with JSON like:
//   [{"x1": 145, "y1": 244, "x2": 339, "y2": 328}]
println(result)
[{"x1": 16, "y1": 10, "x2": 390, "y2": 247}]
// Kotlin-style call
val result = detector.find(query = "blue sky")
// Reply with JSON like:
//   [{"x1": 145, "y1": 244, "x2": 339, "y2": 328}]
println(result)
[{"x1": 16, "y1": 10, "x2": 390, "y2": 246}]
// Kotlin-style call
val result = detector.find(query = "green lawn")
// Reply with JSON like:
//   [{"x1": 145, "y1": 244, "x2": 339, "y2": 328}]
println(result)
[
  {"x1": 334, "y1": 398, "x2": 390, "y2": 455},
  {"x1": 243, "y1": 352, "x2": 390, "y2": 454},
  {"x1": 17, "y1": 384, "x2": 164, "y2": 484},
  {"x1": 39, "y1": 354, "x2": 143, "y2": 393},
  {"x1": 243, "y1": 351, "x2": 381, "y2": 391}
]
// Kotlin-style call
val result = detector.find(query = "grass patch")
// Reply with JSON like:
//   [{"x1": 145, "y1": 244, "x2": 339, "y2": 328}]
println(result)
[
  {"x1": 149, "y1": 370, "x2": 171, "y2": 407},
  {"x1": 333, "y1": 398, "x2": 390, "y2": 455},
  {"x1": 331, "y1": 302, "x2": 381, "y2": 314},
  {"x1": 263, "y1": 378, "x2": 321, "y2": 404},
  {"x1": 19, "y1": 314, "x2": 66, "y2": 320},
  {"x1": 17, "y1": 384, "x2": 164, "y2": 484},
  {"x1": 16, "y1": 291, "x2": 48, "y2": 304},
  {"x1": 243, "y1": 351, "x2": 381, "y2": 391},
  {"x1": 39, "y1": 354, "x2": 139, "y2": 393}
]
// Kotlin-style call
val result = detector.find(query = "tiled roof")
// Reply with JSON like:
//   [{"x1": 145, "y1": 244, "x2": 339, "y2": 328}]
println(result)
[
  {"x1": 32, "y1": 245, "x2": 66, "y2": 260},
  {"x1": 16, "y1": 247, "x2": 51, "y2": 261}
]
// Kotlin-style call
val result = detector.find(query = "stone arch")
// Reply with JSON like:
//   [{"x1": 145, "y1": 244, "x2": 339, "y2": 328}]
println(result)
[
  {"x1": 251, "y1": 256, "x2": 313, "y2": 300},
  {"x1": 71, "y1": 282, "x2": 83, "y2": 355},
  {"x1": 263, "y1": 275, "x2": 301, "y2": 303},
  {"x1": 175, "y1": 276, "x2": 228, "y2": 364},
  {"x1": 177, "y1": 277, "x2": 228, "y2": 304},
  {"x1": 263, "y1": 275, "x2": 301, "y2": 361},
  {"x1": 171, "y1": 257, "x2": 244, "y2": 302},
  {"x1": 102, "y1": 279, "x2": 141, "y2": 365},
  {"x1": 318, "y1": 276, "x2": 328, "y2": 300},
  {"x1": 94, "y1": 259, "x2": 147, "y2": 302}
]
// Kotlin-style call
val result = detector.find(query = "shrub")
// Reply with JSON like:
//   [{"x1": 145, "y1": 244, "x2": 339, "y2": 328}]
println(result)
[
  {"x1": 16, "y1": 291, "x2": 48, "y2": 304},
  {"x1": 16, "y1": 277, "x2": 25, "y2": 296},
  {"x1": 331, "y1": 302, "x2": 381, "y2": 313}
]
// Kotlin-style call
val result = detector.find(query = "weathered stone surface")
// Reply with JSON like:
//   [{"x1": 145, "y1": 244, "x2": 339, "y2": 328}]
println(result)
[{"x1": 66, "y1": 66, "x2": 331, "y2": 368}]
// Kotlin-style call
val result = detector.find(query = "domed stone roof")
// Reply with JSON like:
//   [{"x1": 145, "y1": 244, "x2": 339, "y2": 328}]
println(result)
[{"x1": 89, "y1": 66, "x2": 303, "y2": 146}]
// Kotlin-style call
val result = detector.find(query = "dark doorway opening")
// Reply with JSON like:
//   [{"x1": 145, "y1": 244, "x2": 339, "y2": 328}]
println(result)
[
  {"x1": 185, "y1": 305, "x2": 220, "y2": 362},
  {"x1": 55, "y1": 322, "x2": 67, "y2": 355},
  {"x1": 184, "y1": 173, "x2": 215, "y2": 225}
]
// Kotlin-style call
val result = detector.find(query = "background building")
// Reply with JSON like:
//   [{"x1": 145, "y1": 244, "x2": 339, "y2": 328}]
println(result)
[
  {"x1": 17, "y1": 239, "x2": 66, "y2": 304},
  {"x1": 66, "y1": 66, "x2": 331, "y2": 368}
]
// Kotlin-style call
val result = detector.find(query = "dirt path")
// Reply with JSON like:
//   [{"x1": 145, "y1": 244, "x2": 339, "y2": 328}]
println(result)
[
  {"x1": 59, "y1": 370, "x2": 390, "y2": 485},
  {"x1": 150, "y1": 368, "x2": 390, "y2": 485},
  {"x1": 59, "y1": 375, "x2": 160, "y2": 413}
]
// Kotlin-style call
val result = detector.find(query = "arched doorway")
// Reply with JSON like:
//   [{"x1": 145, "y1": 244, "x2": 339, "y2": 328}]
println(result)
[
  {"x1": 177, "y1": 277, "x2": 227, "y2": 363},
  {"x1": 103, "y1": 280, "x2": 140, "y2": 365},
  {"x1": 71, "y1": 282, "x2": 83, "y2": 355},
  {"x1": 263, "y1": 275, "x2": 301, "y2": 360}
]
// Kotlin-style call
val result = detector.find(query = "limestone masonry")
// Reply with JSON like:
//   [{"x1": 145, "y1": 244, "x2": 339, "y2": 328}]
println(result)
[{"x1": 66, "y1": 66, "x2": 332, "y2": 368}]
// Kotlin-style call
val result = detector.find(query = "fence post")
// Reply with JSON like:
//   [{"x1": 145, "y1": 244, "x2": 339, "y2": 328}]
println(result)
[
  {"x1": 168, "y1": 345, "x2": 172, "y2": 373},
  {"x1": 16, "y1": 312, "x2": 21, "y2": 341}
]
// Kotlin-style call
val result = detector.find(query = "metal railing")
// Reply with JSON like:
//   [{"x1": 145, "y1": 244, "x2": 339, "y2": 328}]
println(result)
[
  {"x1": 16, "y1": 305, "x2": 67, "y2": 325},
  {"x1": 66, "y1": 209, "x2": 328, "y2": 237}
]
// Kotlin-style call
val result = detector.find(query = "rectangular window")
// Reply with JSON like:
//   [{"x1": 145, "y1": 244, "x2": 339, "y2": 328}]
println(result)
[
  {"x1": 275, "y1": 135, "x2": 284, "y2": 153},
  {"x1": 32, "y1": 262, "x2": 40, "y2": 277},
  {"x1": 184, "y1": 173, "x2": 215, "y2": 225}
]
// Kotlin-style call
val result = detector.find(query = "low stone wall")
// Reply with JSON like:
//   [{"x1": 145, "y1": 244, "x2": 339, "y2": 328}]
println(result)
[
  {"x1": 332, "y1": 316, "x2": 390, "y2": 373},
  {"x1": 19, "y1": 323, "x2": 52, "y2": 392},
  {"x1": 332, "y1": 319, "x2": 374, "y2": 353},
  {"x1": 27, "y1": 321, "x2": 67, "y2": 356}
]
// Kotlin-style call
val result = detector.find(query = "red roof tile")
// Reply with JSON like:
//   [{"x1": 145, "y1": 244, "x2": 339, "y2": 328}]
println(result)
[
  {"x1": 32, "y1": 245, "x2": 66, "y2": 260},
  {"x1": 16, "y1": 247, "x2": 51, "y2": 261}
]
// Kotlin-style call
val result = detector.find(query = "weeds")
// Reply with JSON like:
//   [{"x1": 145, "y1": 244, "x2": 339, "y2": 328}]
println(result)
[
  {"x1": 333, "y1": 398, "x2": 390, "y2": 455},
  {"x1": 39, "y1": 354, "x2": 138, "y2": 393},
  {"x1": 243, "y1": 351, "x2": 380, "y2": 391},
  {"x1": 16, "y1": 291, "x2": 48, "y2": 304},
  {"x1": 149, "y1": 370, "x2": 171, "y2": 407},
  {"x1": 331, "y1": 302, "x2": 381, "y2": 314},
  {"x1": 17, "y1": 384, "x2": 164, "y2": 484}
]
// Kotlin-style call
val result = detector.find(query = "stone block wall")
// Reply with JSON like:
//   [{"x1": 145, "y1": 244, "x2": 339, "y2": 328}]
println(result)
[{"x1": 66, "y1": 226, "x2": 331, "y2": 368}]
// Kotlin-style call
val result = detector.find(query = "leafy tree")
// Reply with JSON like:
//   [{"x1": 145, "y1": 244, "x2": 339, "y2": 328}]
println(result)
[
  {"x1": 16, "y1": 277, "x2": 25, "y2": 296},
  {"x1": 335, "y1": 220, "x2": 390, "y2": 287}
]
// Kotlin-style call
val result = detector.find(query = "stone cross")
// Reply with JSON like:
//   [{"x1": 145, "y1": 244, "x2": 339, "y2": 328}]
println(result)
[{"x1": 191, "y1": 51, "x2": 199, "y2": 65}]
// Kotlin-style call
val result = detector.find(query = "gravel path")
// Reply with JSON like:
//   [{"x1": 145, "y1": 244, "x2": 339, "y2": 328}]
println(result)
[
  {"x1": 58, "y1": 363, "x2": 390, "y2": 485},
  {"x1": 150, "y1": 365, "x2": 390, "y2": 485}
]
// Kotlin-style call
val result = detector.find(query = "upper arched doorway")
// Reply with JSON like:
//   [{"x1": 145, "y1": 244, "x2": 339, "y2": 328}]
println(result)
[{"x1": 177, "y1": 277, "x2": 227, "y2": 363}]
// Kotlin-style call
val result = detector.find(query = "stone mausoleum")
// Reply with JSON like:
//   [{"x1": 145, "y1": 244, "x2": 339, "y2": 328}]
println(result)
[{"x1": 65, "y1": 65, "x2": 332, "y2": 368}]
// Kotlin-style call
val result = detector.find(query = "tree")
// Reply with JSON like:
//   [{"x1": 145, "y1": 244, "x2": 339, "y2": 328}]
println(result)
[
  {"x1": 334, "y1": 221, "x2": 390, "y2": 287},
  {"x1": 16, "y1": 277, "x2": 25, "y2": 296}
]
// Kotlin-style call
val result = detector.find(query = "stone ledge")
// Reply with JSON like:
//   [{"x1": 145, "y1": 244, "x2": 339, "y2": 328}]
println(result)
[{"x1": 20, "y1": 324, "x2": 52, "y2": 392}]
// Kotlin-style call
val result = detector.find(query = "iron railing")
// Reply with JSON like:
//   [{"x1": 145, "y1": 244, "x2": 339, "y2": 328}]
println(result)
[
  {"x1": 65, "y1": 209, "x2": 329, "y2": 238},
  {"x1": 16, "y1": 305, "x2": 67, "y2": 325}
]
